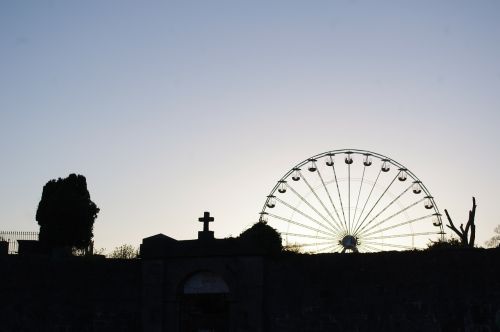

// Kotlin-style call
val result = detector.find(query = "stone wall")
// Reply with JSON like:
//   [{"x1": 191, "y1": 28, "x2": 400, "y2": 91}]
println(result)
[
  {"x1": 0, "y1": 256, "x2": 141, "y2": 332},
  {"x1": 264, "y1": 249, "x2": 500, "y2": 331},
  {"x1": 1, "y1": 248, "x2": 499, "y2": 331}
]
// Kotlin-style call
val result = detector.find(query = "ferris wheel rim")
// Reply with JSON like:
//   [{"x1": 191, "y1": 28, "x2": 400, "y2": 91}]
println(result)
[{"x1": 260, "y1": 148, "x2": 445, "y2": 251}]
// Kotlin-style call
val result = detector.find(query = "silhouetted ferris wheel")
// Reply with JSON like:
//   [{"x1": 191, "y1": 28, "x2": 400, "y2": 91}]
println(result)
[{"x1": 259, "y1": 149, "x2": 444, "y2": 253}]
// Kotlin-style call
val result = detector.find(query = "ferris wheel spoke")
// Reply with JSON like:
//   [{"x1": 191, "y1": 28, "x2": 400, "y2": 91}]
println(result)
[
  {"x1": 282, "y1": 232, "x2": 337, "y2": 241},
  {"x1": 267, "y1": 210, "x2": 338, "y2": 238},
  {"x1": 314, "y1": 244, "x2": 339, "y2": 253},
  {"x1": 348, "y1": 162, "x2": 351, "y2": 233},
  {"x1": 316, "y1": 168, "x2": 345, "y2": 232},
  {"x1": 333, "y1": 245, "x2": 344, "y2": 253},
  {"x1": 299, "y1": 171, "x2": 343, "y2": 233},
  {"x1": 361, "y1": 241, "x2": 415, "y2": 250},
  {"x1": 286, "y1": 184, "x2": 340, "y2": 234},
  {"x1": 360, "y1": 214, "x2": 434, "y2": 238},
  {"x1": 354, "y1": 184, "x2": 412, "y2": 235},
  {"x1": 360, "y1": 243, "x2": 379, "y2": 252},
  {"x1": 352, "y1": 173, "x2": 399, "y2": 235},
  {"x1": 356, "y1": 197, "x2": 426, "y2": 236},
  {"x1": 329, "y1": 163, "x2": 348, "y2": 231},
  {"x1": 359, "y1": 245, "x2": 374, "y2": 253},
  {"x1": 358, "y1": 242, "x2": 381, "y2": 251},
  {"x1": 352, "y1": 169, "x2": 382, "y2": 232},
  {"x1": 314, "y1": 243, "x2": 339, "y2": 253},
  {"x1": 297, "y1": 241, "x2": 337, "y2": 248},
  {"x1": 351, "y1": 164, "x2": 367, "y2": 232},
  {"x1": 319, "y1": 245, "x2": 341, "y2": 253},
  {"x1": 363, "y1": 231, "x2": 441, "y2": 241}
]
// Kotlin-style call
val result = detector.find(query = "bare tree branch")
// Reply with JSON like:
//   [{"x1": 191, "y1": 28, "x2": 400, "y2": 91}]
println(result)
[
  {"x1": 468, "y1": 197, "x2": 477, "y2": 247},
  {"x1": 444, "y1": 210, "x2": 459, "y2": 233},
  {"x1": 444, "y1": 197, "x2": 477, "y2": 248},
  {"x1": 445, "y1": 209, "x2": 465, "y2": 244}
]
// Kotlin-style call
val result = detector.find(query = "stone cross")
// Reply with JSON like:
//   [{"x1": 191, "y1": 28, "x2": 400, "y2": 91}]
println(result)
[{"x1": 198, "y1": 211, "x2": 214, "y2": 235}]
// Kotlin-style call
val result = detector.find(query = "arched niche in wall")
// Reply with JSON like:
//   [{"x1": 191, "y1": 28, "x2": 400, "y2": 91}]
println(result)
[
  {"x1": 179, "y1": 271, "x2": 230, "y2": 332},
  {"x1": 183, "y1": 271, "x2": 230, "y2": 295}
]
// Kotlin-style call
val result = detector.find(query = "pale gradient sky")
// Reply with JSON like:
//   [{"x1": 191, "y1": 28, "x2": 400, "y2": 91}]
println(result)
[{"x1": 1, "y1": 1, "x2": 499, "y2": 251}]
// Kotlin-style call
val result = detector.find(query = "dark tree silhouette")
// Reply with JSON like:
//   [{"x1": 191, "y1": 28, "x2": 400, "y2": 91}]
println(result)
[
  {"x1": 444, "y1": 197, "x2": 477, "y2": 248},
  {"x1": 108, "y1": 244, "x2": 138, "y2": 259},
  {"x1": 485, "y1": 225, "x2": 500, "y2": 248},
  {"x1": 427, "y1": 237, "x2": 462, "y2": 250},
  {"x1": 36, "y1": 174, "x2": 99, "y2": 251},
  {"x1": 239, "y1": 221, "x2": 283, "y2": 253}
]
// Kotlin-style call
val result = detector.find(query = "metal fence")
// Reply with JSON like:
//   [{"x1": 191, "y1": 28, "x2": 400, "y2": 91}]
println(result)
[{"x1": 0, "y1": 231, "x2": 39, "y2": 254}]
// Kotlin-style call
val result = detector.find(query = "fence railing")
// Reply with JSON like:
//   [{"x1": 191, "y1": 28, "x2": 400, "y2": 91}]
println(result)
[{"x1": 0, "y1": 231, "x2": 39, "y2": 254}]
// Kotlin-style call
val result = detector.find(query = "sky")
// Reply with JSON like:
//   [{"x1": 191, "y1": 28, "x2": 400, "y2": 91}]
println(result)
[{"x1": 1, "y1": 0, "x2": 499, "y2": 252}]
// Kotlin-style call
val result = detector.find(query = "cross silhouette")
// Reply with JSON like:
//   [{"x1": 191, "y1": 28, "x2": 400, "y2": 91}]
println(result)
[{"x1": 198, "y1": 211, "x2": 214, "y2": 232}]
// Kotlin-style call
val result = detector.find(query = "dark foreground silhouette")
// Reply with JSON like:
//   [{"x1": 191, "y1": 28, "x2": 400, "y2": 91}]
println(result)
[{"x1": 1, "y1": 231, "x2": 499, "y2": 331}]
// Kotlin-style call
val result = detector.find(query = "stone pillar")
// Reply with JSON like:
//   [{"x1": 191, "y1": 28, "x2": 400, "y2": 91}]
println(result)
[
  {"x1": 142, "y1": 260, "x2": 165, "y2": 332},
  {"x1": 0, "y1": 241, "x2": 8, "y2": 255}
]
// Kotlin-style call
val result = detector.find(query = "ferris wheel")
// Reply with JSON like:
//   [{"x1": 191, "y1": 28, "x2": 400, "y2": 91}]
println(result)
[{"x1": 259, "y1": 149, "x2": 444, "y2": 253}]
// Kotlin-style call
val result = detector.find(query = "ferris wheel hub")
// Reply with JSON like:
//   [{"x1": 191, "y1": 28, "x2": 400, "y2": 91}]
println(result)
[{"x1": 341, "y1": 235, "x2": 358, "y2": 251}]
